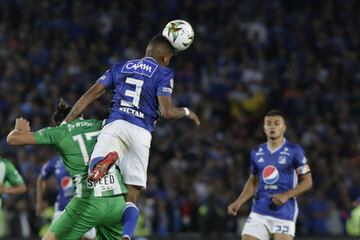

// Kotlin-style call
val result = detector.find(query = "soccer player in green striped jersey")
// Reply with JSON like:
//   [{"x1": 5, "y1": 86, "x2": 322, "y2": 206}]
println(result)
[
  {"x1": 0, "y1": 156, "x2": 27, "y2": 207},
  {"x1": 7, "y1": 99, "x2": 127, "y2": 240}
]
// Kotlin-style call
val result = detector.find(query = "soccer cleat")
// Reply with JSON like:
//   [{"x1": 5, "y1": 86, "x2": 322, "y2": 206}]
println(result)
[{"x1": 89, "y1": 152, "x2": 119, "y2": 181}]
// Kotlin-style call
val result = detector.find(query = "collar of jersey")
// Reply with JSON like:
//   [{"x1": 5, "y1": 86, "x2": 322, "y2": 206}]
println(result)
[
  {"x1": 266, "y1": 138, "x2": 286, "y2": 154},
  {"x1": 142, "y1": 57, "x2": 157, "y2": 63}
]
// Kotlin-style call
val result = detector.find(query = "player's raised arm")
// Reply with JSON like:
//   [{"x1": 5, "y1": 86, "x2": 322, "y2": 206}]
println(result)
[
  {"x1": 7, "y1": 118, "x2": 36, "y2": 145},
  {"x1": 228, "y1": 174, "x2": 258, "y2": 216},
  {"x1": 64, "y1": 83, "x2": 105, "y2": 123},
  {"x1": 158, "y1": 95, "x2": 200, "y2": 126}
]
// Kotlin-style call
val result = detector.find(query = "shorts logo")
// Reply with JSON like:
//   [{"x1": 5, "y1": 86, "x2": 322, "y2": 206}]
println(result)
[
  {"x1": 262, "y1": 165, "x2": 279, "y2": 184},
  {"x1": 60, "y1": 176, "x2": 73, "y2": 190}
]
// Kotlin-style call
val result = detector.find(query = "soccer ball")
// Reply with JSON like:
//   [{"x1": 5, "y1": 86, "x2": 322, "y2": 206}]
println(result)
[{"x1": 162, "y1": 20, "x2": 194, "y2": 51}]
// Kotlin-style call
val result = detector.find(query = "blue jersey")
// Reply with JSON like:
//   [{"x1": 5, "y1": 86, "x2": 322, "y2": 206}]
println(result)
[
  {"x1": 250, "y1": 139, "x2": 310, "y2": 221},
  {"x1": 97, "y1": 57, "x2": 174, "y2": 132},
  {"x1": 40, "y1": 155, "x2": 74, "y2": 211}
]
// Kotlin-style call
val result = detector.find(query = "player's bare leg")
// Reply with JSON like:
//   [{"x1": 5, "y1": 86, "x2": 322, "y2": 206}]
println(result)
[
  {"x1": 126, "y1": 185, "x2": 142, "y2": 203},
  {"x1": 42, "y1": 230, "x2": 57, "y2": 240},
  {"x1": 242, "y1": 234, "x2": 260, "y2": 240},
  {"x1": 274, "y1": 233, "x2": 293, "y2": 240}
]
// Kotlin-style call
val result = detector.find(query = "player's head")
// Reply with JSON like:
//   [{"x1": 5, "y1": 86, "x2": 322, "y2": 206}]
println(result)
[
  {"x1": 145, "y1": 33, "x2": 175, "y2": 67},
  {"x1": 264, "y1": 109, "x2": 287, "y2": 140},
  {"x1": 52, "y1": 98, "x2": 72, "y2": 125}
]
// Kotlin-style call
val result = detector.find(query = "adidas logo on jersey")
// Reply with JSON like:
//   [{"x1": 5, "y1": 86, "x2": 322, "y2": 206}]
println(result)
[
  {"x1": 255, "y1": 148, "x2": 264, "y2": 156},
  {"x1": 280, "y1": 147, "x2": 290, "y2": 156}
]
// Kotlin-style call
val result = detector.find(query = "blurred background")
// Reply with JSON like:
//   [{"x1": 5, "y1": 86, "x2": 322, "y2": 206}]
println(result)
[{"x1": 1, "y1": 0, "x2": 360, "y2": 239}]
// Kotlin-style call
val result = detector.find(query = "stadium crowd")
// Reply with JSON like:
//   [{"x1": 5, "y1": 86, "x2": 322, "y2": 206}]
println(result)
[{"x1": 0, "y1": 0, "x2": 360, "y2": 238}]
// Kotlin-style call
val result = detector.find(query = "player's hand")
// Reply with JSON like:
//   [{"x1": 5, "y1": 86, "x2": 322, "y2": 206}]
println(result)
[
  {"x1": 0, "y1": 184, "x2": 5, "y2": 194},
  {"x1": 15, "y1": 118, "x2": 31, "y2": 132},
  {"x1": 271, "y1": 192, "x2": 290, "y2": 206},
  {"x1": 188, "y1": 110, "x2": 200, "y2": 126},
  {"x1": 227, "y1": 201, "x2": 241, "y2": 216},
  {"x1": 36, "y1": 201, "x2": 46, "y2": 217}
]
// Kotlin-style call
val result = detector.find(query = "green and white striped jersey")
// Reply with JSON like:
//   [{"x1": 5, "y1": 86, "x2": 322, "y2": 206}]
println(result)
[
  {"x1": 0, "y1": 157, "x2": 24, "y2": 206},
  {"x1": 34, "y1": 118, "x2": 127, "y2": 198}
]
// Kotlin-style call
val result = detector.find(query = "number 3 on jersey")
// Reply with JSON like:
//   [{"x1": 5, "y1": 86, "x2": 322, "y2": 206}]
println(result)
[
  {"x1": 121, "y1": 77, "x2": 144, "y2": 108},
  {"x1": 72, "y1": 131, "x2": 100, "y2": 165}
]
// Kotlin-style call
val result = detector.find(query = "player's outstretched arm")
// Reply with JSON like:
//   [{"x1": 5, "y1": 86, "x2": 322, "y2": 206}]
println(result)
[
  {"x1": 7, "y1": 118, "x2": 36, "y2": 145},
  {"x1": 0, "y1": 183, "x2": 27, "y2": 195},
  {"x1": 228, "y1": 174, "x2": 258, "y2": 216},
  {"x1": 64, "y1": 83, "x2": 105, "y2": 123},
  {"x1": 158, "y1": 95, "x2": 200, "y2": 126}
]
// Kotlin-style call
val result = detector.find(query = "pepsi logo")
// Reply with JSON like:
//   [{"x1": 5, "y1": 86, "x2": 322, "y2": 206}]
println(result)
[
  {"x1": 60, "y1": 176, "x2": 73, "y2": 190},
  {"x1": 262, "y1": 165, "x2": 279, "y2": 184}
]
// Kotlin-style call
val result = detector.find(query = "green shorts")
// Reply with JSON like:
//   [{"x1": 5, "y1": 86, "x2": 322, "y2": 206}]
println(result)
[{"x1": 50, "y1": 195, "x2": 125, "y2": 240}]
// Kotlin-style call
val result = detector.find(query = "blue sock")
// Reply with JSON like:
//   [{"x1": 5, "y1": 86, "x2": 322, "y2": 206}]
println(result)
[
  {"x1": 123, "y1": 202, "x2": 139, "y2": 240},
  {"x1": 88, "y1": 156, "x2": 103, "y2": 173}
]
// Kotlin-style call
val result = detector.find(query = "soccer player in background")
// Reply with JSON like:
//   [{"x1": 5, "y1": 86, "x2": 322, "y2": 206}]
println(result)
[
  {"x1": 63, "y1": 34, "x2": 200, "y2": 240},
  {"x1": 228, "y1": 109, "x2": 313, "y2": 240},
  {"x1": 37, "y1": 155, "x2": 96, "y2": 239},
  {"x1": 7, "y1": 99, "x2": 127, "y2": 240},
  {"x1": 0, "y1": 156, "x2": 27, "y2": 207}
]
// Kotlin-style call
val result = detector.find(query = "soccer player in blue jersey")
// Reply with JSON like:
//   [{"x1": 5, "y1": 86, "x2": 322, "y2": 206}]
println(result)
[
  {"x1": 228, "y1": 110, "x2": 313, "y2": 240},
  {"x1": 63, "y1": 34, "x2": 200, "y2": 240},
  {"x1": 37, "y1": 155, "x2": 96, "y2": 239}
]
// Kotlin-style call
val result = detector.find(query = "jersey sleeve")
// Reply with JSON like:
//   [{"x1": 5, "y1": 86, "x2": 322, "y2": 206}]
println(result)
[
  {"x1": 157, "y1": 68, "x2": 174, "y2": 96},
  {"x1": 34, "y1": 126, "x2": 64, "y2": 145},
  {"x1": 249, "y1": 150, "x2": 258, "y2": 175},
  {"x1": 5, "y1": 161, "x2": 24, "y2": 186},
  {"x1": 40, "y1": 158, "x2": 56, "y2": 179},
  {"x1": 293, "y1": 145, "x2": 311, "y2": 176},
  {"x1": 96, "y1": 67, "x2": 114, "y2": 89}
]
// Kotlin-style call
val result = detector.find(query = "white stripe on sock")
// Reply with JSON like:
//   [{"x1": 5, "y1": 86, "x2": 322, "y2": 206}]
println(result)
[{"x1": 124, "y1": 202, "x2": 139, "y2": 212}]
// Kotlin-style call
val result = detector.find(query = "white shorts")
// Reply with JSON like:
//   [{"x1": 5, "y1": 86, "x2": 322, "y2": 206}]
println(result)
[
  {"x1": 53, "y1": 210, "x2": 96, "y2": 239},
  {"x1": 242, "y1": 212, "x2": 295, "y2": 239},
  {"x1": 91, "y1": 120, "x2": 152, "y2": 188}
]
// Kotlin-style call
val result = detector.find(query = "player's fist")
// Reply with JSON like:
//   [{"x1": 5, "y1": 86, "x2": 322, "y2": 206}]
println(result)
[
  {"x1": 227, "y1": 201, "x2": 241, "y2": 216},
  {"x1": 188, "y1": 110, "x2": 200, "y2": 126},
  {"x1": 271, "y1": 192, "x2": 290, "y2": 206},
  {"x1": 15, "y1": 117, "x2": 30, "y2": 132}
]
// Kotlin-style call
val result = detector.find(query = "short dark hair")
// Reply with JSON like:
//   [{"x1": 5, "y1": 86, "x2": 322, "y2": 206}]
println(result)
[
  {"x1": 52, "y1": 98, "x2": 72, "y2": 125},
  {"x1": 149, "y1": 33, "x2": 175, "y2": 54},
  {"x1": 265, "y1": 109, "x2": 286, "y2": 120}
]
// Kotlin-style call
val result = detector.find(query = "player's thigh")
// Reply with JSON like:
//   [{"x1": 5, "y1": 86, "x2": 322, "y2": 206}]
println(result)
[
  {"x1": 50, "y1": 207, "x2": 90, "y2": 240},
  {"x1": 268, "y1": 217, "x2": 295, "y2": 238},
  {"x1": 242, "y1": 234, "x2": 261, "y2": 240},
  {"x1": 96, "y1": 195, "x2": 126, "y2": 239},
  {"x1": 90, "y1": 122, "x2": 128, "y2": 160},
  {"x1": 119, "y1": 136, "x2": 151, "y2": 189},
  {"x1": 274, "y1": 233, "x2": 293, "y2": 240},
  {"x1": 96, "y1": 222, "x2": 123, "y2": 240},
  {"x1": 242, "y1": 213, "x2": 271, "y2": 240}
]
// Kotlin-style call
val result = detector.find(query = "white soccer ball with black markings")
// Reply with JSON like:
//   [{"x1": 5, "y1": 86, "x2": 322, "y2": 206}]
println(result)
[{"x1": 162, "y1": 20, "x2": 194, "y2": 51}]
